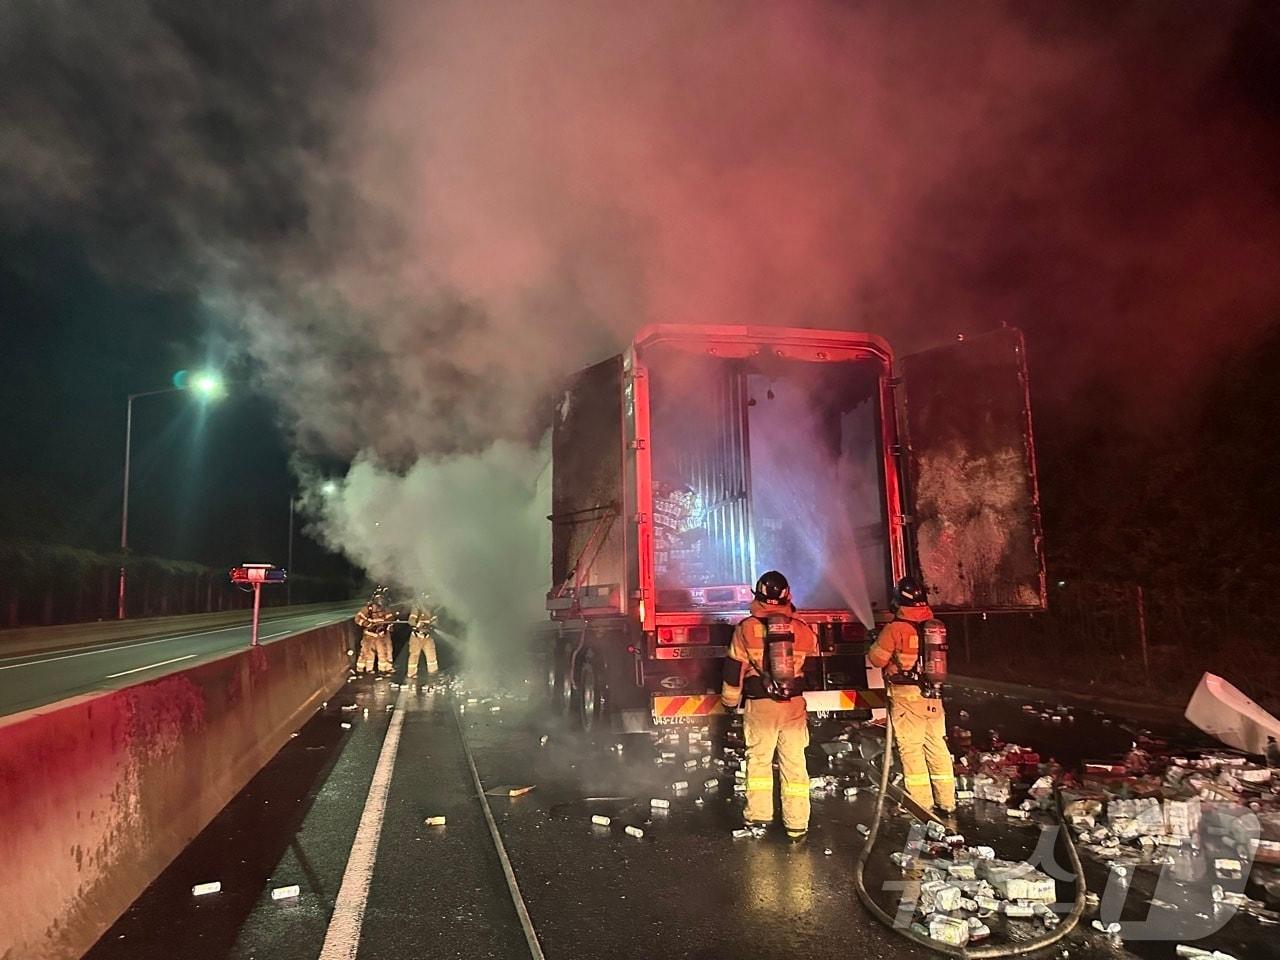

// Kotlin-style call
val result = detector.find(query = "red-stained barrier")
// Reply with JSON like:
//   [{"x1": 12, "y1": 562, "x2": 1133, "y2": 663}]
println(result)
[{"x1": 0, "y1": 621, "x2": 354, "y2": 960}]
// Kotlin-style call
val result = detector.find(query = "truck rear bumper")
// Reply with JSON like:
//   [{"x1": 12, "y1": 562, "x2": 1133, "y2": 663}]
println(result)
[{"x1": 650, "y1": 688, "x2": 886, "y2": 725}]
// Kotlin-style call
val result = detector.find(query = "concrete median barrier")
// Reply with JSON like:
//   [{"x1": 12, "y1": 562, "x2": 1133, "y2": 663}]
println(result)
[{"x1": 0, "y1": 619, "x2": 356, "y2": 960}]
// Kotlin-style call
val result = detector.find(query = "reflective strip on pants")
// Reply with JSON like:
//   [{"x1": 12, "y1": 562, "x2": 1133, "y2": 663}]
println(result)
[
  {"x1": 743, "y1": 697, "x2": 811, "y2": 831},
  {"x1": 891, "y1": 694, "x2": 956, "y2": 811}
]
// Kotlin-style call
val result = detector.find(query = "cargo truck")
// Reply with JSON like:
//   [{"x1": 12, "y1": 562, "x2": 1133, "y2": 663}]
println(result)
[{"x1": 536, "y1": 324, "x2": 1044, "y2": 732}]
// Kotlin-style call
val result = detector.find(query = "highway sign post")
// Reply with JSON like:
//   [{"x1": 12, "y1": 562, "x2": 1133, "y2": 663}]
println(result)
[{"x1": 229, "y1": 564, "x2": 288, "y2": 645}]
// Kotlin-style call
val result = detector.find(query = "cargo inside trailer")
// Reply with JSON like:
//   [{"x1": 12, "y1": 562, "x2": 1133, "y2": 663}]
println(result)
[{"x1": 646, "y1": 349, "x2": 892, "y2": 624}]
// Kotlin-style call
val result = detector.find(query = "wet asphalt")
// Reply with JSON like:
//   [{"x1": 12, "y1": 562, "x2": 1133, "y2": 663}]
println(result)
[{"x1": 80, "y1": 639, "x2": 1278, "y2": 960}]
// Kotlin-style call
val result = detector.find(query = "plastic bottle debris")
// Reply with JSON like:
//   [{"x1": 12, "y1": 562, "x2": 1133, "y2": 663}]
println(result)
[
  {"x1": 624, "y1": 825, "x2": 644, "y2": 838},
  {"x1": 363, "y1": 708, "x2": 369, "y2": 719},
  {"x1": 672, "y1": 780, "x2": 689, "y2": 791},
  {"x1": 661, "y1": 751, "x2": 677, "y2": 761},
  {"x1": 591, "y1": 815, "x2": 611, "y2": 826},
  {"x1": 732, "y1": 828, "x2": 753, "y2": 839},
  {"x1": 1006, "y1": 808, "x2": 1030, "y2": 820},
  {"x1": 539, "y1": 735, "x2": 549, "y2": 746},
  {"x1": 341, "y1": 703, "x2": 359, "y2": 711},
  {"x1": 844, "y1": 787, "x2": 859, "y2": 798},
  {"x1": 704, "y1": 778, "x2": 719, "y2": 789},
  {"x1": 340, "y1": 722, "x2": 352, "y2": 730},
  {"x1": 684, "y1": 759, "x2": 698, "y2": 769},
  {"x1": 272, "y1": 885, "x2": 301, "y2": 900},
  {"x1": 824, "y1": 847, "x2": 833, "y2": 856},
  {"x1": 192, "y1": 881, "x2": 221, "y2": 896},
  {"x1": 425, "y1": 815, "x2": 447, "y2": 826},
  {"x1": 650, "y1": 798, "x2": 671, "y2": 809},
  {"x1": 856, "y1": 824, "x2": 870, "y2": 836}
]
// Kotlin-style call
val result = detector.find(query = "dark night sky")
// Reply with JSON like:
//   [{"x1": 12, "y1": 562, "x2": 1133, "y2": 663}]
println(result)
[{"x1": 0, "y1": 229, "x2": 345, "y2": 578}]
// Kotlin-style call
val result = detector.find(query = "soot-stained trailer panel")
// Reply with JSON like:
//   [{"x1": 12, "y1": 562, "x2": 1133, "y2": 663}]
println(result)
[
  {"x1": 900, "y1": 327, "x2": 1046, "y2": 612},
  {"x1": 550, "y1": 355, "x2": 626, "y2": 605}
]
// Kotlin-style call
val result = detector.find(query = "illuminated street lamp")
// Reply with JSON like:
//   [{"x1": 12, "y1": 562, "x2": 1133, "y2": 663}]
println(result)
[
  {"x1": 287, "y1": 479, "x2": 338, "y2": 605},
  {"x1": 117, "y1": 371, "x2": 225, "y2": 619}
]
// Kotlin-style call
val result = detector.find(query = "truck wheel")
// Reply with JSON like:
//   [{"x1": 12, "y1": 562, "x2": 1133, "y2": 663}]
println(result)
[
  {"x1": 544, "y1": 650, "x2": 561, "y2": 711},
  {"x1": 577, "y1": 655, "x2": 605, "y2": 733}
]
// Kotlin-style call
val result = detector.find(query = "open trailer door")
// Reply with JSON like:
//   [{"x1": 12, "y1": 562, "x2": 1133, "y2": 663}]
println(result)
[{"x1": 898, "y1": 327, "x2": 1046, "y2": 612}]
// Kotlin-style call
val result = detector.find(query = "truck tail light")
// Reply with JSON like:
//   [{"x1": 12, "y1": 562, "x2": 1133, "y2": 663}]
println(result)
[{"x1": 657, "y1": 626, "x2": 712, "y2": 645}]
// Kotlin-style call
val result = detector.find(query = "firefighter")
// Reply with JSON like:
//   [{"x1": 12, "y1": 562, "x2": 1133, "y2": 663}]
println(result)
[
  {"x1": 721, "y1": 570, "x2": 819, "y2": 841},
  {"x1": 353, "y1": 596, "x2": 393, "y2": 675},
  {"x1": 867, "y1": 576, "x2": 957, "y2": 817},
  {"x1": 405, "y1": 592, "x2": 440, "y2": 682}
]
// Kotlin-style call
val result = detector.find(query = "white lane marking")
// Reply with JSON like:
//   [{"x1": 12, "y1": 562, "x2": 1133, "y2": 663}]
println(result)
[
  {"x1": 454, "y1": 702, "x2": 546, "y2": 960},
  {"x1": 318, "y1": 688, "x2": 407, "y2": 960},
  {"x1": 0, "y1": 612, "x2": 347, "y2": 672},
  {"x1": 106, "y1": 654, "x2": 197, "y2": 678}
]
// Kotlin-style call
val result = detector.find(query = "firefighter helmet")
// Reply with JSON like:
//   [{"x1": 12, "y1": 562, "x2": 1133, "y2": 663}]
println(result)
[
  {"x1": 895, "y1": 576, "x2": 927, "y2": 607},
  {"x1": 753, "y1": 570, "x2": 791, "y2": 605}
]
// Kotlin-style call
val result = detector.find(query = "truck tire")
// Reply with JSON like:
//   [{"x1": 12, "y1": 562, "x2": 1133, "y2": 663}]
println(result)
[
  {"x1": 552, "y1": 645, "x2": 575, "y2": 715},
  {"x1": 577, "y1": 654, "x2": 606, "y2": 732},
  {"x1": 544, "y1": 648, "x2": 561, "y2": 711}
]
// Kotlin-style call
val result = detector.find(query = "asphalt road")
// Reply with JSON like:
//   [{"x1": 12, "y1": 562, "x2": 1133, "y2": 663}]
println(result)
[
  {"x1": 0, "y1": 608, "x2": 353, "y2": 717},
  {"x1": 76, "y1": 648, "x2": 1275, "y2": 960}
]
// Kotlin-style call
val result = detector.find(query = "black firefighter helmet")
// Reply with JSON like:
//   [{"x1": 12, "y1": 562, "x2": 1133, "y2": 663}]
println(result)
[
  {"x1": 895, "y1": 576, "x2": 928, "y2": 607},
  {"x1": 753, "y1": 570, "x2": 792, "y2": 606}
]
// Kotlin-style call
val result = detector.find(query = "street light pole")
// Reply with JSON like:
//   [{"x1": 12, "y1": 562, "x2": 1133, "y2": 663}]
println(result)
[
  {"x1": 287, "y1": 496, "x2": 295, "y2": 606},
  {"x1": 117, "y1": 394, "x2": 136, "y2": 619},
  {"x1": 116, "y1": 377, "x2": 225, "y2": 620}
]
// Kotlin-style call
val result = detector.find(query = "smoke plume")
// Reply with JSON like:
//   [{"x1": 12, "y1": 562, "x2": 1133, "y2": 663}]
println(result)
[{"x1": 3, "y1": 2, "x2": 1279, "y2": 658}]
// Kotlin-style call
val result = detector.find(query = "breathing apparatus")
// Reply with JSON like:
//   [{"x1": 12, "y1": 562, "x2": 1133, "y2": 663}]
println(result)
[
  {"x1": 743, "y1": 571, "x2": 805, "y2": 701},
  {"x1": 882, "y1": 576, "x2": 949, "y2": 698}
]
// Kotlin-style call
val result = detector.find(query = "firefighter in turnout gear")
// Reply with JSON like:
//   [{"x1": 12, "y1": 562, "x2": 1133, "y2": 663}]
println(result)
[
  {"x1": 866, "y1": 576, "x2": 957, "y2": 816},
  {"x1": 721, "y1": 571, "x2": 819, "y2": 840},
  {"x1": 405, "y1": 592, "x2": 440, "y2": 682},
  {"x1": 354, "y1": 596, "x2": 394, "y2": 675}
]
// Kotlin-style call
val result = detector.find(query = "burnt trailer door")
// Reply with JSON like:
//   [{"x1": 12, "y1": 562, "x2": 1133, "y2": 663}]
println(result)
[
  {"x1": 898, "y1": 327, "x2": 1046, "y2": 612},
  {"x1": 550, "y1": 355, "x2": 626, "y2": 614}
]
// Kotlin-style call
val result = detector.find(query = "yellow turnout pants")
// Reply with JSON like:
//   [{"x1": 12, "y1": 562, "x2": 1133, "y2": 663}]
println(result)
[
  {"x1": 743, "y1": 696, "x2": 811, "y2": 831},
  {"x1": 891, "y1": 693, "x2": 956, "y2": 812},
  {"x1": 375, "y1": 631, "x2": 393, "y2": 673},
  {"x1": 356, "y1": 630, "x2": 379, "y2": 673},
  {"x1": 406, "y1": 630, "x2": 438, "y2": 679}
]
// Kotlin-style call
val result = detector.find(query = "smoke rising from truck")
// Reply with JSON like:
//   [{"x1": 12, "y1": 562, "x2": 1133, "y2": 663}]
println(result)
[{"x1": 312, "y1": 441, "x2": 552, "y2": 676}]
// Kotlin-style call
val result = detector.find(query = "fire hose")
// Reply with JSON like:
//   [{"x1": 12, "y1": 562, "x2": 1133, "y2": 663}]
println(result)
[{"x1": 852, "y1": 704, "x2": 1088, "y2": 957}]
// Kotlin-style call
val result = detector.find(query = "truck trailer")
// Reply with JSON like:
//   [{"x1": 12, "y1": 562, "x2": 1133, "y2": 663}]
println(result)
[{"x1": 535, "y1": 324, "x2": 1044, "y2": 732}]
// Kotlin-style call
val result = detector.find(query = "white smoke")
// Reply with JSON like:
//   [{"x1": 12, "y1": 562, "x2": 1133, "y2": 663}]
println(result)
[{"x1": 311, "y1": 439, "x2": 552, "y2": 676}]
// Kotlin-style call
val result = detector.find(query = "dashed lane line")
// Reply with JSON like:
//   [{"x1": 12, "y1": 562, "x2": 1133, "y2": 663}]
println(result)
[{"x1": 106, "y1": 654, "x2": 198, "y2": 678}]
